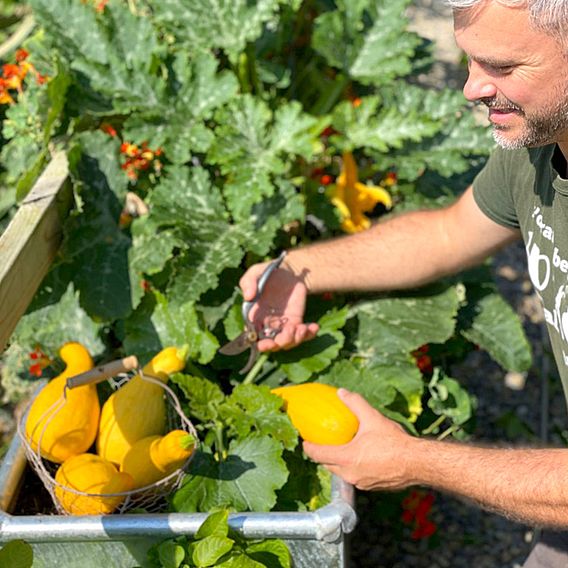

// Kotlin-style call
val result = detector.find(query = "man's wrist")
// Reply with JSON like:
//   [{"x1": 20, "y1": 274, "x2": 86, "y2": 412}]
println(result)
[
  {"x1": 282, "y1": 252, "x2": 313, "y2": 292},
  {"x1": 401, "y1": 436, "x2": 436, "y2": 488}
]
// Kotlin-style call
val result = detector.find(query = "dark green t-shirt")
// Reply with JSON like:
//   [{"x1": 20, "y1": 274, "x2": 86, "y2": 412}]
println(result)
[{"x1": 473, "y1": 144, "x2": 568, "y2": 405}]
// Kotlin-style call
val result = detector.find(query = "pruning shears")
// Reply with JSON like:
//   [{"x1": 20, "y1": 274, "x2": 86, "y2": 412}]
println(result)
[{"x1": 219, "y1": 251, "x2": 287, "y2": 374}]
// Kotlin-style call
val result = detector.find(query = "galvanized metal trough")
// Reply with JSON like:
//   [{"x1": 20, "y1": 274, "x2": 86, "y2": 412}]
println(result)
[
  {"x1": 0, "y1": 431, "x2": 357, "y2": 567},
  {"x1": 0, "y1": 152, "x2": 357, "y2": 567}
]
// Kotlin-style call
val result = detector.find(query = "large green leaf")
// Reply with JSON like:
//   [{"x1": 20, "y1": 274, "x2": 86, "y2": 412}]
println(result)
[
  {"x1": 208, "y1": 96, "x2": 317, "y2": 220},
  {"x1": 9, "y1": 283, "x2": 104, "y2": 355},
  {"x1": 123, "y1": 51, "x2": 239, "y2": 163},
  {"x1": 352, "y1": 285, "x2": 462, "y2": 364},
  {"x1": 312, "y1": 0, "x2": 420, "y2": 85},
  {"x1": 1, "y1": 284, "x2": 104, "y2": 402},
  {"x1": 172, "y1": 436, "x2": 288, "y2": 513},
  {"x1": 152, "y1": 0, "x2": 283, "y2": 62},
  {"x1": 30, "y1": 0, "x2": 163, "y2": 110},
  {"x1": 319, "y1": 359, "x2": 423, "y2": 411},
  {"x1": 274, "y1": 307, "x2": 348, "y2": 383},
  {"x1": 459, "y1": 286, "x2": 532, "y2": 372},
  {"x1": 61, "y1": 150, "x2": 135, "y2": 321},
  {"x1": 123, "y1": 292, "x2": 219, "y2": 365}
]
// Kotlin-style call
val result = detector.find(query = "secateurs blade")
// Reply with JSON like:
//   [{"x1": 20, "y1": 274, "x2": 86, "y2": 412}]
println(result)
[{"x1": 219, "y1": 251, "x2": 287, "y2": 374}]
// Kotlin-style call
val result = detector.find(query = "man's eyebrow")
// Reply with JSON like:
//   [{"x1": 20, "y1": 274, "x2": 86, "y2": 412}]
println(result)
[{"x1": 467, "y1": 54, "x2": 518, "y2": 67}]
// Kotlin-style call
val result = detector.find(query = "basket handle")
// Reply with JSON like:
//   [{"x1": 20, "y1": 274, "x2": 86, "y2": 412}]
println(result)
[{"x1": 65, "y1": 356, "x2": 139, "y2": 389}]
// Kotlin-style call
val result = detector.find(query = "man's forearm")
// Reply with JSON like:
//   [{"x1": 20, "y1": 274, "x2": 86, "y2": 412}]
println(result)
[
  {"x1": 409, "y1": 438, "x2": 568, "y2": 527},
  {"x1": 284, "y1": 188, "x2": 519, "y2": 295},
  {"x1": 285, "y1": 209, "x2": 457, "y2": 294}
]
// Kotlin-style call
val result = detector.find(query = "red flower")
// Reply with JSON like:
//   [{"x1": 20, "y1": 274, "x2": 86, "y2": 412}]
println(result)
[
  {"x1": 383, "y1": 171, "x2": 398, "y2": 187},
  {"x1": 320, "y1": 126, "x2": 336, "y2": 138},
  {"x1": 28, "y1": 346, "x2": 52, "y2": 377},
  {"x1": 320, "y1": 174, "x2": 333, "y2": 186},
  {"x1": 101, "y1": 123, "x2": 117, "y2": 137},
  {"x1": 15, "y1": 49, "x2": 29, "y2": 62},
  {"x1": 401, "y1": 490, "x2": 437, "y2": 540},
  {"x1": 412, "y1": 344, "x2": 433, "y2": 374}
]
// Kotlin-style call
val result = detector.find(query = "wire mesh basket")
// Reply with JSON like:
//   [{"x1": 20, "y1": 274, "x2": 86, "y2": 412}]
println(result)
[{"x1": 17, "y1": 358, "x2": 199, "y2": 516}]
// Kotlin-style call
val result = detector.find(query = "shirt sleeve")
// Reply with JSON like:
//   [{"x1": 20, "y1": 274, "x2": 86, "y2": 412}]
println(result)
[{"x1": 472, "y1": 146, "x2": 520, "y2": 230}]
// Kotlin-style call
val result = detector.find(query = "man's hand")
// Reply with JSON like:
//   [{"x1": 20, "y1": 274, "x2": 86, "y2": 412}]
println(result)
[
  {"x1": 303, "y1": 389, "x2": 416, "y2": 491},
  {"x1": 239, "y1": 259, "x2": 319, "y2": 351}
]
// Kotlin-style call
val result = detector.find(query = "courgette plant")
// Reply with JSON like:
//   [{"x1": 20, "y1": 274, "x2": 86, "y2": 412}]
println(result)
[{"x1": 0, "y1": 0, "x2": 531, "y2": 523}]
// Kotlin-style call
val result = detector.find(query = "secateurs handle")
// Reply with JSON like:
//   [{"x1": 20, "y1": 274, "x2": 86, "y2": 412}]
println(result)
[
  {"x1": 65, "y1": 355, "x2": 139, "y2": 389},
  {"x1": 241, "y1": 251, "x2": 287, "y2": 326}
]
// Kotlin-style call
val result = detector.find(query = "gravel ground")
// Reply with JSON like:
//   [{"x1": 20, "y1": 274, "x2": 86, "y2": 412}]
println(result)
[{"x1": 348, "y1": 4, "x2": 568, "y2": 567}]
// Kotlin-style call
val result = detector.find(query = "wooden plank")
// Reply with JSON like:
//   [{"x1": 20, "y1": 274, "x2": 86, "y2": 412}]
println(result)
[{"x1": 0, "y1": 152, "x2": 71, "y2": 353}]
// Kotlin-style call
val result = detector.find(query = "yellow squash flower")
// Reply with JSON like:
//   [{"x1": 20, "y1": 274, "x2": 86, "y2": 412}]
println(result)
[{"x1": 330, "y1": 152, "x2": 393, "y2": 233}]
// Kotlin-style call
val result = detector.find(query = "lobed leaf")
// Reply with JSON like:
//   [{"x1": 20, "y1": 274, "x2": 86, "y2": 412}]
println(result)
[
  {"x1": 352, "y1": 285, "x2": 462, "y2": 364},
  {"x1": 172, "y1": 436, "x2": 288, "y2": 513}
]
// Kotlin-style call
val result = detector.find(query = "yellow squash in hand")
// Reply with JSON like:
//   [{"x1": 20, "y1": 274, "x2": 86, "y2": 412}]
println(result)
[
  {"x1": 271, "y1": 383, "x2": 359, "y2": 445},
  {"x1": 96, "y1": 346, "x2": 188, "y2": 465},
  {"x1": 55, "y1": 453, "x2": 134, "y2": 515},
  {"x1": 120, "y1": 429, "x2": 196, "y2": 489},
  {"x1": 25, "y1": 342, "x2": 99, "y2": 463}
]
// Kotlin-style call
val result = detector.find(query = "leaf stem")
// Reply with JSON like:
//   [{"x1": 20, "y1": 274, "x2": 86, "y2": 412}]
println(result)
[
  {"x1": 214, "y1": 422, "x2": 226, "y2": 458},
  {"x1": 437, "y1": 424, "x2": 460, "y2": 441},
  {"x1": 242, "y1": 353, "x2": 269, "y2": 385},
  {"x1": 421, "y1": 415, "x2": 446, "y2": 436}
]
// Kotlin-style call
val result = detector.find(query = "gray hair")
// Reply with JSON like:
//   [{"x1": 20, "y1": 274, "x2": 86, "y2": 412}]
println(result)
[{"x1": 446, "y1": 0, "x2": 568, "y2": 40}]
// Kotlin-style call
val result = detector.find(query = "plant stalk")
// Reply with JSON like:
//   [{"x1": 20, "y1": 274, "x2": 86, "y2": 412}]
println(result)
[{"x1": 242, "y1": 353, "x2": 269, "y2": 385}]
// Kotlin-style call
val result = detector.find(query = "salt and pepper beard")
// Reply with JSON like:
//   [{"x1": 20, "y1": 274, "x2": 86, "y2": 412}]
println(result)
[{"x1": 478, "y1": 86, "x2": 568, "y2": 149}]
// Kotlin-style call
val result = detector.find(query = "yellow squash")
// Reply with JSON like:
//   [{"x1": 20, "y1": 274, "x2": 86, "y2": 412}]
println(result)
[
  {"x1": 96, "y1": 346, "x2": 188, "y2": 465},
  {"x1": 55, "y1": 453, "x2": 134, "y2": 515},
  {"x1": 120, "y1": 429, "x2": 196, "y2": 489},
  {"x1": 272, "y1": 383, "x2": 359, "y2": 445},
  {"x1": 25, "y1": 342, "x2": 100, "y2": 463}
]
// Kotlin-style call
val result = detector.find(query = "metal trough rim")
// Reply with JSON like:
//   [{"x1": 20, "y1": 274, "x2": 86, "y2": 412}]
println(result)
[{"x1": 0, "y1": 427, "x2": 357, "y2": 544}]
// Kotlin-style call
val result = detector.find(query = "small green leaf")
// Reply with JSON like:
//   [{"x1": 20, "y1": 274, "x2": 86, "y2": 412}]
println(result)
[
  {"x1": 245, "y1": 540, "x2": 291, "y2": 568},
  {"x1": 157, "y1": 540, "x2": 187, "y2": 568},
  {"x1": 195, "y1": 510, "x2": 230, "y2": 540},
  {"x1": 221, "y1": 385, "x2": 298, "y2": 450},
  {"x1": 427, "y1": 373, "x2": 473, "y2": 426},
  {"x1": 0, "y1": 540, "x2": 33, "y2": 568},
  {"x1": 170, "y1": 374, "x2": 225, "y2": 424},
  {"x1": 192, "y1": 535, "x2": 234, "y2": 567}
]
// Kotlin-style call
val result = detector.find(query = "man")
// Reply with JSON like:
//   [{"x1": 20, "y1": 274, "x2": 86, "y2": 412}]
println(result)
[{"x1": 240, "y1": 1, "x2": 568, "y2": 565}]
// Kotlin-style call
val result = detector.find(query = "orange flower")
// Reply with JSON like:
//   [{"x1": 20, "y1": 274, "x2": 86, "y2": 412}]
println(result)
[
  {"x1": 330, "y1": 152, "x2": 392, "y2": 233},
  {"x1": 0, "y1": 51, "x2": 48, "y2": 105},
  {"x1": 120, "y1": 141, "x2": 163, "y2": 181}
]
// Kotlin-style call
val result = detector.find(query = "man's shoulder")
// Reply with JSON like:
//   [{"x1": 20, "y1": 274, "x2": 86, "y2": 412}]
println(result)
[{"x1": 489, "y1": 143, "x2": 554, "y2": 168}]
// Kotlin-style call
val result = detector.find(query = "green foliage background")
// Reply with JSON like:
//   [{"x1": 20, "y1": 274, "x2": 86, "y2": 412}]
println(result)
[{"x1": 0, "y1": 0, "x2": 532, "y2": 518}]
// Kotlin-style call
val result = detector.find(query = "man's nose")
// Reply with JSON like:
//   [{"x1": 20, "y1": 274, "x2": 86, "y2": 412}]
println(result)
[{"x1": 462, "y1": 61, "x2": 497, "y2": 102}]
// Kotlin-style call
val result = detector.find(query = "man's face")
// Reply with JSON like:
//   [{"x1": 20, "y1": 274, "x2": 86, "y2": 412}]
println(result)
[{"x1": 454, "y1": 2, "x2": 568, "y2": 150}]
